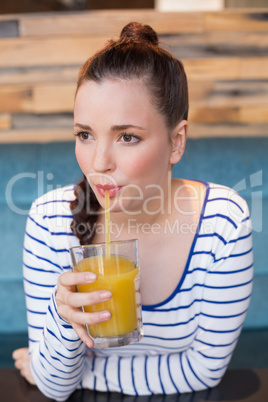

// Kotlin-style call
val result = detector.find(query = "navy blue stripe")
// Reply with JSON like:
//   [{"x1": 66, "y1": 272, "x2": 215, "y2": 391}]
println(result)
[
  {"x1": 104, "y1": 357, "x2": 109, "y2": 392},
  {"x1": 54, "y1": 349, "x2": 84, "y2": 361},
  {"x1": 167, "y1": 355, "x2": 180, "y2": 393},
  {"x1": 209, "y1": 363, "x2": 229, "y2": 372},
  {"x1": 24, "y1": 277, "x2": 55, "y2": 288},
  {"x1": 186, "y1": 355, "x2": 208, "y2": 388},
  {"x1": 195, "y1": 336, "x2": 239, "y2": 348},
  {"x1": 198, "y1": 350, "x2": 233, "y2": 360},
  {"x1": 25, "y1": 292, "x2": 50, "y2": 301},
  {"x1": 29, "y1": 215, "x2": 75, "y2": 236},
  {"x1": 198, "y1": 323, "x2": 243, "y2": 334},
  {"x1": 145, "y1": 327, "x2": 197, "y2": 341},
  {"x1": 151, "y1": 298, "x2": 203, "y2": 313},
  {"x1": 158, "y1": 355, "x2": 165, "y2": 394},
  {"x1": 203, "y1": 293, "x2": 251, "y2": 304},
  {"x1": 198, "y1": 231, "x2": 252, "y2": 246},
  {"x1": 214, "y1": 247, "x2": 253, "y2": 263},
  {"x1": 27, "y1": 308, "x2": 46, "y2": 315},
  {"x1": 144, "y1": 356, "x2": 153, "y2": 394},
  {"x1": 204, "y1": 278, "x2": 252, "y2": 290},
  {"x1": 242, "y1": 216, "x2": 250, "y2": 223},
  {"x1": 43, "y1": 214, "x2": 73, "y2": 219},
  {"x1": 26, "y1": 231, "x2": 69, "y2": 253},
  {"x1": 187, "y1": 267, "x2": 207, "y2": 274},
  {"x1": 24, "y1": 247, "x2": 65, "y2": 270},
  {"x1": 36, "y1": 199, "x2": 72, "y2": 207},
  {"x1": 28, "y1": 323, "x2": 43, "y2": 330},
  {"x1": 202, "y1": 214, "x2": 237, "y2": 229},
  {"x1": 144, "y1": 312, "x2": 199, "y2": 327},
  {"x1": 118, "y1": 357, "x2": 123, "y2": 393},
  {"x1": 92, "y1": 357, "x2": 97, "y2": 391},
  {"x1": 201, "y1": 308, "x2": 248, "y2": 319},
  {"x1": 207, "y1": 197, "x2": 244, "y2": 213},
  {"x1": 208, "y1": 263, "x2": 253, "y2": 275},
  {"x1": 180, "y1": 354, "x2": 193, "y2": 391},
  {"x1": 131, "y1": 357, "x2": 138, "y2": 395},
  {"x1": 23, "y1": 262, "x2": 58, "y2": 274}
]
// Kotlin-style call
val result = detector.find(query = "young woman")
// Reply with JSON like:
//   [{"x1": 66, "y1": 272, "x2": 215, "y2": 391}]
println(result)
[{"x1": 13, "y1": 22, "x2": 253, "y2": 401}]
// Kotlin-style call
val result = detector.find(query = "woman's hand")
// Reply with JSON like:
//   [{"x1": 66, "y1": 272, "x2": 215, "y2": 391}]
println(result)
[
  {"x1": 12, "y1": 347, "x2": 36, "y2": 385},
  {"x1": 56, "y1": 271, "x2": 112, "y2": 348}
]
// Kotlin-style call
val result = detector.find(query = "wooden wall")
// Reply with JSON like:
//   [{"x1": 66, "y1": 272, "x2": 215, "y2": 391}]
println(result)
[{"x1": 0, "y1": 8, "x2": 268, "y2": 143}]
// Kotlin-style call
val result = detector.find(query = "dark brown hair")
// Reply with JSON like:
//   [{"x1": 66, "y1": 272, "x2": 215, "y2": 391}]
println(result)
[{"x1": 70, "y1": 21, "x2": 189, "y2": 245}]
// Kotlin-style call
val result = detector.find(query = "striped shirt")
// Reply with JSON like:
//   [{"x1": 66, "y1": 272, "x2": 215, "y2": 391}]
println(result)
[{"x1": 23, "y1": 182, "x2": 253, "y2": 401}]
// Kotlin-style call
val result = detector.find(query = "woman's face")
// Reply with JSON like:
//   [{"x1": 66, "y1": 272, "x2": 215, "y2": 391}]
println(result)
[{"x1": 74, "y1": 78, "x2": 185, "y2": 215}]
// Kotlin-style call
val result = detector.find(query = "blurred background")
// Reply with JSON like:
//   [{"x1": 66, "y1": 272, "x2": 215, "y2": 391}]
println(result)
[{"x1": 0, "y1": 0, "x2": 267, "y2": 370}]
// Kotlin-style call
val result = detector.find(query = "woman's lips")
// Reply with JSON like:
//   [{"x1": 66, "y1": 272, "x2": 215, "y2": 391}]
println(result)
[{"x1": 95, "y1": 184, "x2": 122, "y2": 198}]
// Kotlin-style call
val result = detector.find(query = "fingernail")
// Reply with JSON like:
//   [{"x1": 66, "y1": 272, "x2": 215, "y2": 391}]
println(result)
[
  {"x1": 99, "y1": 291, "x2": 112, "y2": 301},
  {"x1": 100, "y1": 311, "x2": 111, "y2": 320},
  {"x1": 85, "y1": 273, "x2": 97, "y2": 281}
]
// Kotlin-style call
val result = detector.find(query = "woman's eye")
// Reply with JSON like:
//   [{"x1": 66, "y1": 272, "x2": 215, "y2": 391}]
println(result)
[
  {"x1": 120, "y1": 134, "x2": 140, "y2": 144},
  {"x1": 75, "y1": 132, "x2": 92, "y2": 141}
]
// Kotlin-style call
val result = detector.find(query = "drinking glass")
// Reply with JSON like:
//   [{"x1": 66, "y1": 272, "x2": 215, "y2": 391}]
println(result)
[{"x1": 70, "y1": 240, "x2": 143, "y2": 348}]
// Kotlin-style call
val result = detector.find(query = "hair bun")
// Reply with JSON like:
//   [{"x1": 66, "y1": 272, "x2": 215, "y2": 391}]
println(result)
[{"x1": 120, "y1": 22, "x2": 158, "y2": 46}]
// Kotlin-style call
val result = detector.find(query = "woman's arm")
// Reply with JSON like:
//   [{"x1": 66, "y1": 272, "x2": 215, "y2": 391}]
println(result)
[{"x1": 24, "y1": 195, "x2": 113, "y2": 401}]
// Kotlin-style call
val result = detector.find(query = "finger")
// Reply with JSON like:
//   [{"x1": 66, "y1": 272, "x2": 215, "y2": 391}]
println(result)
[
  {"x1": 58, "y1": 271, "x2": 97, "y2": 288},
  {"x1": 12, "y1": 347, "x2": 28, "y2": 360},
  {"x1": 64, "y1": 290, "x2": 112, "y2": 309},
  {"x1": 72, "y1": 322, "x2": 94, "y2": 349},
  {"x1": 20, "y1": 368, "x2": 36, "y2": 385},
  {"x1": 14, "y1": 359, "x2": 23, "y2": 370},
  {"x1": 61, "y1": 305, "x2": 111, "y2": 326}
]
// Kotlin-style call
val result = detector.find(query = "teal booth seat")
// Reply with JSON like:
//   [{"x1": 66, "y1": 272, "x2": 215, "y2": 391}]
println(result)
[{"x1": 0, "y1": 138, "x2": 267, "y2": 367}]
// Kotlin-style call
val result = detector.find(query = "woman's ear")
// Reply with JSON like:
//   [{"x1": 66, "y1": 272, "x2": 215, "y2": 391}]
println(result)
[{"x1": 169, "y1": 120, "x2": 188, "y2": 164}]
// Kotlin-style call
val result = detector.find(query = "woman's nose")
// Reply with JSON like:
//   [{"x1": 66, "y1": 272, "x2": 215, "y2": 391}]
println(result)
[{"x1": 93, "y1": 142, "x2": 115, "y2": 173}]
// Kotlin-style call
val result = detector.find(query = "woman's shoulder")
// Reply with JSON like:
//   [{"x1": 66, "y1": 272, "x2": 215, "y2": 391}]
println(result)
[
  {"x1": 206, "y1": 182, "x2": 249, "y2": 214},
  {"x1": 29, "y1": 184, "x2": 76, "y2": 218}
]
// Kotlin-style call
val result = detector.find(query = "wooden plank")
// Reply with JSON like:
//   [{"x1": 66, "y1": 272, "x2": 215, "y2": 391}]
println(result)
[
  {"x1": 0, "y1": 36, "x2": 106, "y2": 68},
  {"x1": 189, "y1": 107, "x2": 239, "y2": 123},
  {"x1": 189, "y1": 80, "x2": 268, "y2": 107},
  {"x1": 190, "y1": 106, "x2": 268, "y2": 123},
  {"x1": 185, "y1": 57, "x2": 268, "y2": 81},
  {"x1": 11, "y1": 112, "x2": 73, "y2": 130},
  {"x1": 0, "y1": 114, "x2": 11, "y2": 129},
  {"x1": 184, "y1": 58, "x2": 240, "y2": 80},
  {"x1": 240, "y1": 106, "x2": 268, "y2": 123},
  {"x1": 205, "y1": 9, "x2": 268, "y2": 32},
  {"x1": 18, "y1": 10, "x2": 203, "y2": 37},
  {"x1": 0, "y1": 85, "x2": 33, "y2": 113},
  {"x1": 189, "y1": 123, "x2": 268, "y2": 138},
  {"x1": 163, "y1": 31, "x2": 268, "y2": 58},
  {"x1": 240, "y1": 57, "x2": 268, "y2": 79},
  {"x1": 33, "y1": 83, "x2": 76, "y2": 113},
  {"x1": 0, "y1": 128, "x2": 74, "y2": 143},
  {"x1": 0, "y1": 66, "x2": 79, "y2": 85}
]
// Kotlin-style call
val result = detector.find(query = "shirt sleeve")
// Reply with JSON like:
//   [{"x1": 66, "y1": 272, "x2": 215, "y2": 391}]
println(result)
[
  {"x1": 78, "y1": 195, "x2": 253, "y2": 395},
  {"x1": 23, "y1": 200, "x2": 86, "y2": 401}
]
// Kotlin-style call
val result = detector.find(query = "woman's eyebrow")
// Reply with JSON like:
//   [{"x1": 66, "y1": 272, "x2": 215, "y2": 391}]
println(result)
[
  {"x1": 74, "y1": 123, "x2": 93, "y2": 131},
  {"x1": 111, "y1": 124, "x2": 145, "y2": 131}
]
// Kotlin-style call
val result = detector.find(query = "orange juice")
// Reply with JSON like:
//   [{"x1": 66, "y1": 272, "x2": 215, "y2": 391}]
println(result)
[{"x1": 75, "y1": 255, "x2": 140, "y2": 338}]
